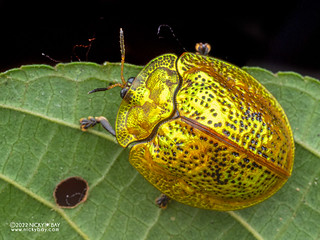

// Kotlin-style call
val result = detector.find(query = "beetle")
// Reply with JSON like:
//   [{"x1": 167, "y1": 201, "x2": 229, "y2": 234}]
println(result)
[{"x1": 80, "y1": 29, "x2": 294, "y2": 211}]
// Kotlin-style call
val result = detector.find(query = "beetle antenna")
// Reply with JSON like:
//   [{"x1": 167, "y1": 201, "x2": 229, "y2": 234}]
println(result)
[
  {"x1": 157, "y1": 24, "x2": 187, "y2": 52},
  {"x1": 105, "y1": 28, "x2": 127, "y2": 90},
  {"x1": 87, "y1": 28, "x2": 127, "y2": 94},
  {"x1": 41, "y1": 52, "x2": 61, "y2": 63},
  {"x1": 119, "y1": 28, "x2": 126, "y2": 86},
  {"x1": 72, "y1": 35, "x2": 96, "y2": 61}
]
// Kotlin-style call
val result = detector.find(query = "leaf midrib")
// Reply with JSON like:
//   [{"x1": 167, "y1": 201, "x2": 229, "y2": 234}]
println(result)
[{"x1": 0, "y1": 103, "x2": 117, "y2": 144}]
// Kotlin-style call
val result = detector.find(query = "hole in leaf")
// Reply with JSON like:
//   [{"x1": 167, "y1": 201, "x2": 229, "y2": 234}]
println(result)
[{"x1": 54, "y1": 176, "x2": 89, "y2": 208}]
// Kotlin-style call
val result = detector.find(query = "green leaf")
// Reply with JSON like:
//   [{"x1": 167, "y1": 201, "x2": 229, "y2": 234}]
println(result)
[{"x1": 0, "y1": 62, "x2": 319, "y2": 240}]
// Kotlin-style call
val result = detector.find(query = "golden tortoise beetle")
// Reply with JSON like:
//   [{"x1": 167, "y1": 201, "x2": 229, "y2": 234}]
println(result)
[{"x1": 80, "y1": 29, "x2": 294, "y2": 211}]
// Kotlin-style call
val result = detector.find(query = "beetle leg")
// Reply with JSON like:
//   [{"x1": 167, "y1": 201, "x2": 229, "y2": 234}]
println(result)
[
  {"x1": 80, "y1": 116, "x2": 116, "y2": 137},
  {"x1": 80, "y1": 116, "x2": 97, "y2": 130},
  {"x1": 155, "y1": 194, "x2": 171, "y2": 209}
]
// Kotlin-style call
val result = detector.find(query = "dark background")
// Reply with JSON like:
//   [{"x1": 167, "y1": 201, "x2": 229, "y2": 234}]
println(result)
[{"x1": 1, "y1": 0, "x2": 319, "y2": 78}]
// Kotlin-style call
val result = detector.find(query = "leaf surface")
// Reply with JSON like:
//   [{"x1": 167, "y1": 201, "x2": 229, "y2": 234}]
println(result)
[{"x1": 0, "y1": 62, "x2": 319, "y2": 240}]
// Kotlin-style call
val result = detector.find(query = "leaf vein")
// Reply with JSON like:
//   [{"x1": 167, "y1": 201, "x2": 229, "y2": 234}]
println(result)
[
  {"x1": 228, "y1": 211, "x2": 264, "y2": 240},
  {"x1": 142, "y1": 208, "x2": 162, "y2": 240}
]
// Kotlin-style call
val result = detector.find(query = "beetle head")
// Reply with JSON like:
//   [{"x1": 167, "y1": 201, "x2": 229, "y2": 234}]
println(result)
[{"x1": 120, "y1": 77, "x2": 135, "y2": 99}]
